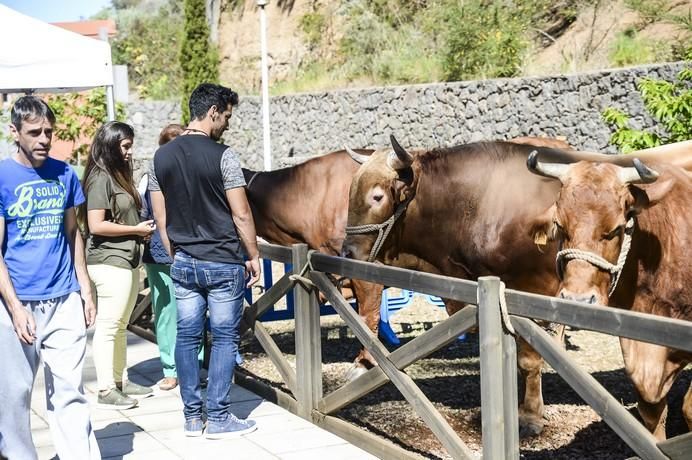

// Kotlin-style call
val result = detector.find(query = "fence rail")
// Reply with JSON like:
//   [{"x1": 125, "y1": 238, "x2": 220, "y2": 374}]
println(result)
[{"x1": 131, "y1": 242, "x2": 692, "y2": 460}]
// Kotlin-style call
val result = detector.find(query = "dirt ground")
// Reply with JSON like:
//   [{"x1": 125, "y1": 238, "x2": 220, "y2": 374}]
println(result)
[{"x1": 236, "y1": 291, "x2": 692, "y2": 460}]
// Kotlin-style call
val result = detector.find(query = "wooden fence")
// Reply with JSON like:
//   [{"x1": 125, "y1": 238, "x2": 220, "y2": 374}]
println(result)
[{"x1": 129, "y1": 242, "x2": 692, "y2": 460}]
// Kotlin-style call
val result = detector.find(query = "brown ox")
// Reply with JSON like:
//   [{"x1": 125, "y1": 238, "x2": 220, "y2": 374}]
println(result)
[
  {"x1": 527, "y1": 155, "x2": 692, "y2": 440},
  {"x1": 243, "y1": 139, "x2": 574, "y2": 375},
  {"x1": 342, "y1": 136, "x2": 692, "y2": 435},
  {"x1": 242, "y1": 150, "x2": 385, "y2": 372}
]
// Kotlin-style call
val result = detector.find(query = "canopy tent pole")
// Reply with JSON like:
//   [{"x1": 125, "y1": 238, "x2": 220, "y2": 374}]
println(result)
[{"x1": 99, "y1": 27, "x2": 116, "y2": 121}]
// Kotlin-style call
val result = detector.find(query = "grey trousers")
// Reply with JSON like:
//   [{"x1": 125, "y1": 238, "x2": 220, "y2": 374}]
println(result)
[{"x1": 0, "y1": 292, "x2": 100, "y2": 460}]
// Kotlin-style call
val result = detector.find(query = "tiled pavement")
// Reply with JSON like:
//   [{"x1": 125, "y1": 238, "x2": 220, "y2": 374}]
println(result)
[{"x1": 30, "y1": 330, "x2": 377, "y2": 460}]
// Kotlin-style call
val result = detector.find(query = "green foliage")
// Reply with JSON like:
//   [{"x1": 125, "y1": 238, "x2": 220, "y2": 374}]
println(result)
[
  {"x1": 625, "y1": 0, "x2": 670, "y2": 25},
  {"x1": 365, "y1": 0, "x2": 429, "y2": 26},
  {"x1": 338, "y1": 1, "x2": 442, "y2": 84},
  {"x1": 47, "y1": 89, "x2": 127, "y2": 164},
  {"x1": 299, "y1": 12, "x2": 326, "y2": 49},
  {"x1": 438, "y1": 0, "x2": 551, "y2": 81},
  {"x1": 667, "y1": 7, "x2": 692, "y2": 32},
  {"x1": 112, "y1": 0, "x2": 143, "y2": 9},
  {"x1": 609, "y1": 28, "x2": 669, "y2": 67},
  {"x1": 111, "y1": 2, "x2": 184, "y2": 100},
  {"x1": 180, "y1": 0, "x2": 220, "y2": 124},
  {"x1": 602, "y1": 68, "x2": 692, "y2": 152},
  {"x1": 440, "y1": 3, "x2": 525, "y2": 80},
  {"x1": 0, "y1": 109, "x2": 12, "y2": 149}
]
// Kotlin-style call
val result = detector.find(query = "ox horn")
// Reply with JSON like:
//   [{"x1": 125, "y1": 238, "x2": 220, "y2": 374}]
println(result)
[
  {"x1": 617, "y1": 158, "x2": 659, "y2": 184},
  {"x1": 526, "y1": 150, "x2": 570, "y2": 182},
  {"x1": 387, "y1": 134, "x2": 414, "y2": 170},
  {"x1": 344, "y1": 145, "x2": 370, "y2": 164}
]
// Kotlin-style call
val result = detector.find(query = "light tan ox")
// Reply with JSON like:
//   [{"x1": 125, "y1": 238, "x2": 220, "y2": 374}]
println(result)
[{"x1": 527, "y1": 153, "x2": 692, "y2": 440}]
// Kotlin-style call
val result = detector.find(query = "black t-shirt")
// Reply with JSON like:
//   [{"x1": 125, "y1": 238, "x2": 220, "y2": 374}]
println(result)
[{"x1": 152, "y1": 134, "x2": 246, "y2": 264}]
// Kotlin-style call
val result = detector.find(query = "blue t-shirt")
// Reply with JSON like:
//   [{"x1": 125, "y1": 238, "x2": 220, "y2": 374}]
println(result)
[{"x1": 0, "y1": 157, "x2": 85, "y2": 301}]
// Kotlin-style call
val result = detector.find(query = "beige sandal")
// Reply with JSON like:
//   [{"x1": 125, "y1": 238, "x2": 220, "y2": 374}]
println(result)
[{"x1": 158, "y1": 377, "x2": 178, "y2": 390}]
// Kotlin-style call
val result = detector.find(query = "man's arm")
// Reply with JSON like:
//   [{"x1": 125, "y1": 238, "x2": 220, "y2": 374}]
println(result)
[
  {"x1": 65, "y1": 208, "x2": 96, "y2": 326},
  {"x1": 226, "y1": 187, "x2": 260, "y2": 286},
  {"x1": 150, "y1": 190, "x2": 172, "y2": 257},
  {"x1": 0, "y1": 216, "x2": 35, "y2": 344}
]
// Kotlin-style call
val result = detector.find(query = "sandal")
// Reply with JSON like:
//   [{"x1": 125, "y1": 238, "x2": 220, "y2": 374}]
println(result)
[{"x1": 158, "y1": 377, "x2": 178, "y2": 391}]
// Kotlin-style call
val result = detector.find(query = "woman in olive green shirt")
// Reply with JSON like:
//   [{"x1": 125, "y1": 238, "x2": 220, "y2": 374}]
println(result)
[{"x1": 83, "y1": 121, "x2": 155, "y2": 410}]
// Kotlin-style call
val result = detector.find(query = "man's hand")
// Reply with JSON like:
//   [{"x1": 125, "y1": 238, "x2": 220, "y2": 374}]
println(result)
[
  {"x1": 245, "y1": 256, "x2": 261, "y2": 287},
  {"x1": 11, "y1": 305, "x2": 36, "y2": 345},
  {"x1": 82, "y1": 293, "x2": 96, "y2": 327}
]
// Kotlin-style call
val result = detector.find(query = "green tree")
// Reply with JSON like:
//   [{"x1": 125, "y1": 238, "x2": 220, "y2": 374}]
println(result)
[
  {"x1": 111, "y1": 1, "x2": 184, "y2": 100},
  {"x1": 602, "y1": 68, "x2": 692, "y2": 152},
  {"x1": 179, "y1": 0, "x2": 219, "y2": 124},
  {"x1": 47, "y1": 89, "x2": 127, "y2": 165}
]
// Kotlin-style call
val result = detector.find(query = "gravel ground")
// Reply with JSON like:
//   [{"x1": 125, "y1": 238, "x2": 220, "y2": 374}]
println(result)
[{"x1": 236, "y1": 291, "x2": 692, "y2": 460}]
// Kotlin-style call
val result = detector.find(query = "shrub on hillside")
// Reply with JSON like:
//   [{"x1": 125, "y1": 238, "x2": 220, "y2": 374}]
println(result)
[{"x1": 429, "y1": 0, "x2": 552, "y2": 81}]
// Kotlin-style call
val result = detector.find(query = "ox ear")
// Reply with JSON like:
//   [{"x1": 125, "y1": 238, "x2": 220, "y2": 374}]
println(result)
[
  {"x1": 345, "y1": 146, "x2": 370, "y2": 164},
  {"x1": 529, "y1": 204, "x2": 558, "y2": 252},
  {"x1": 627, "y1": 178, "x2": 675, "y2": 216},
  {"x1": 388, "y1": 135, "x2": 414, "y2": 170}
]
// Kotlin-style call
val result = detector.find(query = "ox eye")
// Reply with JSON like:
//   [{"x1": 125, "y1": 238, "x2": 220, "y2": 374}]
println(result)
[
  {"x1": 603, "y1": 225, "x2": 623, "y2": 241},
  {"x1": 372, "y1": 193, "x2": 384, "y2": 203}
]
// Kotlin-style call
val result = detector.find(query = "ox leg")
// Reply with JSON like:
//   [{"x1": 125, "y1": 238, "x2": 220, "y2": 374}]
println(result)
[
  {"x1": 345, "y1": 279, "x2": 383, "y2": 381},
  {"x1": 621, "y1": 338, "x2": 685, "y2": 441},
  {"x1": 444, "y1": 299, "x2": 465, "y2": 316},
  {"x1": 517, "y1": 337, "x2": 547, "y2": 437},
  {"x1": 636, "y1": 396, "x2": 669, "y2": 441},
  {"x1": 683, "y1": 382, "x2": 692, "y2": 432}
]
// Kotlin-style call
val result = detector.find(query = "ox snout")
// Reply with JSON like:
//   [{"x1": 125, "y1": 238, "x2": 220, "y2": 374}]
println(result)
[
  {"x1": 341, "y1": 245, "x2": 354, "y2": 259},
  {"x1": 558, "y1": 289, "x2": 603, "y2": 306},
  {"x1": 341, "y1": 236, "x2": 370, "y2": 261}
]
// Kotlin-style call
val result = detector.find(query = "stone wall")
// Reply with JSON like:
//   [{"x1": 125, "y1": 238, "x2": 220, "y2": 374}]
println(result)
[{"x1": 123, "y1": 61, "x2": 687, "y2": 174}]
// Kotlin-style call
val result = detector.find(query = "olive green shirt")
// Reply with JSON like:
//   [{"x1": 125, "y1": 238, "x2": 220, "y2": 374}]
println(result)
[{"x1": 85, "y1": 169, "x2": 141, "y2": 269}]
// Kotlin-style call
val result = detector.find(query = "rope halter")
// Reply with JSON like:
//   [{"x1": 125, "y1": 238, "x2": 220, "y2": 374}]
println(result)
[
  {"x1": 555, "y1": 217, "x2": 635, "y2": 297},
  {"x1": 344, "y1": 197, "x2": 412, "y2": 262}
]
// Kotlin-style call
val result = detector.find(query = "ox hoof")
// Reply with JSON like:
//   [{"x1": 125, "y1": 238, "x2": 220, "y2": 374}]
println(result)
[
  {"x1": 518, "y1": 413, "x2": 544, "y2": 438},
  {"x1": 344, "y1": 364, "x2": 368, "y2": 382}
]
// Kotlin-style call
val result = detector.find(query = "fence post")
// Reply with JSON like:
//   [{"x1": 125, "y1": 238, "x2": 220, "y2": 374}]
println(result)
[
  {"x1": 502, "y1": 323, "x2": 520, "y2": 460},
  {"x1": 478, "y1": 276, "x2": 507, "y2": 459},
  {"x1": 292, "y1": 243, "x2": 322, "y2": 420}
]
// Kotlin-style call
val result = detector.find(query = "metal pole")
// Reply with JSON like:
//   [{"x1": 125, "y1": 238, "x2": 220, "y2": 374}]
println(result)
[
  {"x1": 257, "y1": 0, "x2": 272, "y2": 171},
  {"x1": 98, "y1": 27, "x2": 116, "y2": 121}
]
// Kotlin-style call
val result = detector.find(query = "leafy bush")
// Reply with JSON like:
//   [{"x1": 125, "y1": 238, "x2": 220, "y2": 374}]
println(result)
[
  {"x1": 179, "y1": 0, "x2": 220, "y2": 123},
  {"x1": 427, "y1": 0, "x2": 552, "y2": 82},
  {"x1": 602, "y1": 68, "x2": 692, "y2": 152}
]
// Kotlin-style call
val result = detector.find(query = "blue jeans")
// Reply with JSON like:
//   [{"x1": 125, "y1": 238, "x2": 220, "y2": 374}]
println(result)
[{"x1": 170, "y1": 252, "x2": 245, "y2": 423}]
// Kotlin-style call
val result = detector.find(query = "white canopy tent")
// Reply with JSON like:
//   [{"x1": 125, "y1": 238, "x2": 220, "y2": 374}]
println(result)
[{"x1": 0, "y1": 4, "x2": 115, "y2": 118}]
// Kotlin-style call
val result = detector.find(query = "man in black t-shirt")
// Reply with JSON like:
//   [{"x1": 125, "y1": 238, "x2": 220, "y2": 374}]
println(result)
[{"x1": 149, "y1": 83, "x2": 260, "y2": 439}]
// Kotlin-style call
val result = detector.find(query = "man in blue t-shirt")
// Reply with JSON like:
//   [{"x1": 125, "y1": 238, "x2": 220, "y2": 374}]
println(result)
[{"x1": 0, "y1": 96, "x2": 100, "y2": 460}]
